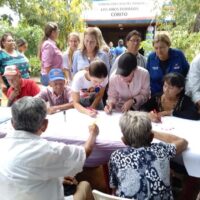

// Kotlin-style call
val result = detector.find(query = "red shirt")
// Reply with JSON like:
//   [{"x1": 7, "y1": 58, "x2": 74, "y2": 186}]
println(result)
[{"x1": 7, "y1": 79, "x2": 40, "y2": 101}]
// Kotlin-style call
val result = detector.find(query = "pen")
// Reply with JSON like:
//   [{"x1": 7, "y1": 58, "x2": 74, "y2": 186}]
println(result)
[
  {"x1": 63, "y1": 110, "x2": 66, "y2": 122},
  {"x1": 87, "y1": 107, "x2": 98, "y2": 113}
]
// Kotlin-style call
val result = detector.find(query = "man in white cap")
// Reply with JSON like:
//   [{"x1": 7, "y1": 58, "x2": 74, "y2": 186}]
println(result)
[{"x1": 3, "y1": 65, "x2": 40, "y2": 106}]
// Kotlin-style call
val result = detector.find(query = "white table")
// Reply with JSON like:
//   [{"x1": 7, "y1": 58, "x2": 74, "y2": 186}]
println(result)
[
  {"x1": 0, "y1": 107, "x2": 11, "y2": 124},
  {"x1": 0, "y1": 108, "x2": 200, "y2": 177}
]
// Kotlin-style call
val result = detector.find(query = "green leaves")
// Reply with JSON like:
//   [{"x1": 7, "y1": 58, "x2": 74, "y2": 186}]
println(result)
[{"x1": 155, "y1": 0, "x2": 200, "y2": 62}]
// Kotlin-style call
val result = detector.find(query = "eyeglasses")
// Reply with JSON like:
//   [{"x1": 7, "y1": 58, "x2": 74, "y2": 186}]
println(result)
[{"x1": 129, "y1": 39, "x2": 141, "y2": 43}]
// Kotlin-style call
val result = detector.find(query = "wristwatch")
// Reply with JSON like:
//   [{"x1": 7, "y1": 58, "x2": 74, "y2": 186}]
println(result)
[{"x1": 132, "y1": 98, "x2": 137, "y2": 104}]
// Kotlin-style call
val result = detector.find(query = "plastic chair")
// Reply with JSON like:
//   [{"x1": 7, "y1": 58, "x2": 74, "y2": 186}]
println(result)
[{"x1": 92, "y1": 189, "x2": 132, "y2": 200}]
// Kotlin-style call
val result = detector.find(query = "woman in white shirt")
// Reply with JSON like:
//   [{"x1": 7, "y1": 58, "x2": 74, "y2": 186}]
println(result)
[
  {"x1": 71, "y1": 60, "x2": 108, "y2": 117},
  {"x1": 62, "y1": 32, "x2": 80, "y2": 83}
]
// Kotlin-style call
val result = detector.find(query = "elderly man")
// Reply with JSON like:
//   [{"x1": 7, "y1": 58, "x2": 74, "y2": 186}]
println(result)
[
  {"x1": 0, "y1": 96, "x2": 98, "y2": 200},
  {"x1": 110, "y1": 30, "x2": 146, "y2": 75},
  {"x1": 3, "y1": 65, "x2": 40, "y2": 106},
  {"x1": 37, "y1": 68, "x2": 73, "y2": 114}
]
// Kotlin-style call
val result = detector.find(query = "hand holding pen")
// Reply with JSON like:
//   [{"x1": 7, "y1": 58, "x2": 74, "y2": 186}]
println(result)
[
  {"x1": 86, "y1": 107, "x2": 98, "y2": 117},
  {"x1": 104, "y1": 104, "x2": 112, "y2": 114},
  {"x1": 149, "y1": 109, "x2": 162, "y2": 123}
]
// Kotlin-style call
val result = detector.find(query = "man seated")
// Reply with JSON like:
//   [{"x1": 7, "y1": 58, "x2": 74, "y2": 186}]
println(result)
[
  {"x1": 3, "y1": 65, "x2": 40, "y2": 106},
  {"x1": 109, "y1": 111, "x2": 188, "y2": 199},
  {"x1": 37, "y1": 68, "x2": 73, "y2": 114},
  {"x1": 0, "y1": 96, "x2": 99, "y2": 200}
]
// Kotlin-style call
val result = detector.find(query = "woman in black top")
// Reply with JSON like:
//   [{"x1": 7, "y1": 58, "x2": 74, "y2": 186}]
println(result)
[{"x1": 141, "y1": 72, "x2": 200, "y2": 122}]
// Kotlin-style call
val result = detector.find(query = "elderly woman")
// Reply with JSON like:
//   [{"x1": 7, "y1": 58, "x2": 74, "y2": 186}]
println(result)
[
  {"x1": 0, "y1": 96, "x2": 98, "y2": 200},
  {"x1": 0, "y1": 33, "x2": 30, "y2": 93},
  {"x1": 141, "y1": 72, "x2": 200, "y2": 122},
  {"x1": 109, "y1": 111, "x2": 188, "y2": 199},
  {"x1": 147, "y1": 33, "x2": 189, "y2": 96},
  {"x1": 104, "y1": 52, "x2": 150, "y2": 114},
  {"x1": 71, "y1": 27, "x2": 110, "y2": 75},
  {"x1": 39, "y1": 22, "x2": 62, "y2": 86}
]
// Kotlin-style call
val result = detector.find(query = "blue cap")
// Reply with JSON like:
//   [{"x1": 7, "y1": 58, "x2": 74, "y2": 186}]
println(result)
[{"x1": 49, "y1": 69, "x2": 65, "y2": 81}]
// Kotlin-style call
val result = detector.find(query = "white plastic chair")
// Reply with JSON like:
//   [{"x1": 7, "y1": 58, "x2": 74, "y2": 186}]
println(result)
[{"x1": 92, "y1": 190, "x2": 132, "y2": 200}]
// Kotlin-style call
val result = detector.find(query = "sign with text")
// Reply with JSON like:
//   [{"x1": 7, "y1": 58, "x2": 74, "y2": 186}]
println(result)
[{"x1": 83, "y1": 0, "x2": 163, "y2": 21}]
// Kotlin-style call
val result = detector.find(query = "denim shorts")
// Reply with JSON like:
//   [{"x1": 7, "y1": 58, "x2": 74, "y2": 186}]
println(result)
[{"x1": 40, "y1": 74, "x2": 49, "y2": 86}]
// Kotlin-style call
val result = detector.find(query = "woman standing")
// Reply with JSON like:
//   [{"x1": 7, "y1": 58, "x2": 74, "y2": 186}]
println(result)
[
  {"x1": 39, "y1": 22, "x2": 62, "y2": 86},
  {"x1": 62, "y1": 32, "x2": 80, "y2": 83},
  {"x1": 16, "y1": 38, "x2": 29, "y2": 63},
  {"x1": 147, "y1": 33, "x2": 189, "y2": 96},
  {"x1": 71, "y1": 27, "x2": 110, "y2": 76},
  {"x1": 0, "y1": 33, "x2": 30, "y2": 93}
]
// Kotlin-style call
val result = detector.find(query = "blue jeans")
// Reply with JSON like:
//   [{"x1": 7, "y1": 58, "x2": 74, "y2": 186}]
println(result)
[
  {"x1": 40, "y1": 74, "x2": 49, "y2": 86},
  {"x1": 80, "y1": 95, "x2": 104, "y2": 110}
]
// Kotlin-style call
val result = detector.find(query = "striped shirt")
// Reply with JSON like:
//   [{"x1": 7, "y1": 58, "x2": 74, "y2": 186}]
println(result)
[{"x1": 0, "y1": 50, "x2": 30, "y2": 87}]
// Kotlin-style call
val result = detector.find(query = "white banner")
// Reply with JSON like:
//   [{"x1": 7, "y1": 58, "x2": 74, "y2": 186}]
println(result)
[{"x1": 83, "y1": 0, "x2": 164, "y2": 21}]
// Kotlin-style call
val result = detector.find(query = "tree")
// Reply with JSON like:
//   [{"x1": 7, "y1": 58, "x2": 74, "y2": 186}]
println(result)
[
  {"x1": 169, "y1": 0, "x2": 200, "y2": 32},
  {"x1": 0, "y1": 0, "x2": 91, "y2": 49},
  {"x1": 157, "y1": 0, "x2": 200, "y2": 62}
]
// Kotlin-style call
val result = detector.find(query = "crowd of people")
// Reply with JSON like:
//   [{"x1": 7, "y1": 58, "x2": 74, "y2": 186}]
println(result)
[{"x1": 0, "y1": 21, "x2": 200, "y2": 199}]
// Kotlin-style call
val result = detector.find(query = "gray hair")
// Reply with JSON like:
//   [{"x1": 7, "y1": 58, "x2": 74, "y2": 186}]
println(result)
[
  {"x1": 11, "y1": 97, "x2": 47, "y2": 133},
  {"x1": 119, "y1": 111, "x2": 152, "y2": 148}
]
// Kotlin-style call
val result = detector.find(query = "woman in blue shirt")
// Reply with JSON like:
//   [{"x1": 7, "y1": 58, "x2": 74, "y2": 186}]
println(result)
[
  {"x1": 147, "y1": 33, "x2": 189, "y2": 96},
  {"x1": 0, "y1": 33, "x2": 30, "y2": 93},
  {"x1": 71, "y1": 27, "x2": 110, "y2": 76}
]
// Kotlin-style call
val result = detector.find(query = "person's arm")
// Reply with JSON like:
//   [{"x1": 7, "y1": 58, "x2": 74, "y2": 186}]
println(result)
[
  {"x1": 90, "y1": 87, "x2": 105, "y2": 109},
  {"x1": 41, "y1": 42, "x2": 54, "y2": 74},
  {"x1": 0, "y1": 75, "x2": 7, "y2": 94},
  {"x1": 7, "y1": 87, "x2": 21, "y2": 107},
  {"x1": 140, "y1": 95, "x2": 159, "y2": 112},
  {"x1": 172, "y1": 95, "x2": 200, "y2": 120},
  {"x1": 71, "y1": 51, "x2": 79, "y2": 75},
  {"x1": 104, "y1": 101, "x2": 115, "y2": 114},
  {"x1": 186, "y1": 55, "x2": 200, "y2": 106},
  {"x1": 63, "y1": 68, "x2": 72, "y2": 83},
  {"x1": 48, "y1": 103, "x2": 74, "y2": 115},
  {"x1": 101, "y1": 51, "x2": 110, "y2": 74},
  {"x1": 104, "y1": 77, "x2": 118, "y2": 114},
  {"x1": 132, "y1": 70, "x2": 151, "y2": 110},
  {"x1": 153, "y1": 130, "x2": 188, "y2": 155},
  {"x1": 72, "y1": 91, "x2": 97, "y2": 117},
  {"x1": 44, "y1": 67, "x2": 51, "y2": 74},
  {"x1": 84, "y1": 124, "x2": 99, "y2": 157}
]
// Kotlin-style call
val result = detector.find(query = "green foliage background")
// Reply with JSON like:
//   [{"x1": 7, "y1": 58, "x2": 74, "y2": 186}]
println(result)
[
  {"x1": 156, "y1": 0, "x2": 200, "y2": 63},
  {"x1": 0, "y1": 0, "x2": 90, "y2": 76}
]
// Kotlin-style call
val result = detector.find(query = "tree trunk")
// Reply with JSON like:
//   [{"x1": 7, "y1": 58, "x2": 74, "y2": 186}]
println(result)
[{"x1": 193, "y1": 12, "x2": 200, "y2": 32}]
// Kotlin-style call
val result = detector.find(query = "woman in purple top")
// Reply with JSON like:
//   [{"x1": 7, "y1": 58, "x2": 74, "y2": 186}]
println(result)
[{"x1": 39, "y1": 22, "x2": 63, "y2": 86}]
